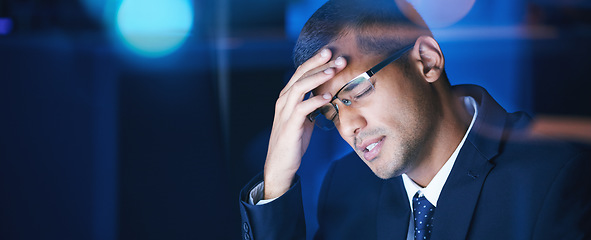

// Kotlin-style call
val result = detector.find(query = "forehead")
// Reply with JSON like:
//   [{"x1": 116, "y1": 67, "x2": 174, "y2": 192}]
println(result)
[{"x1": 313, "y1": 33, "x2": 383, "y2": 95}]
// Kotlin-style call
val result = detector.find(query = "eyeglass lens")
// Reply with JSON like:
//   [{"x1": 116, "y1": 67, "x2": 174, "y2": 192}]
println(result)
[{"x1": 312, "y1": 75, "x2": 374, "y2": 129}]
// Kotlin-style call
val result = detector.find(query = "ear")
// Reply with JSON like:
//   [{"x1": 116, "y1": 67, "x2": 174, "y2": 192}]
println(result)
[{"x1": 411, "y1": 36, "x2": 444, "y2": 83}]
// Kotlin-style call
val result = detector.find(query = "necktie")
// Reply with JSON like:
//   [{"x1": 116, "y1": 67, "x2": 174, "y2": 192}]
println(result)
[{"x1": 413, "y1": 192, "x2": 435, "y2": 240}]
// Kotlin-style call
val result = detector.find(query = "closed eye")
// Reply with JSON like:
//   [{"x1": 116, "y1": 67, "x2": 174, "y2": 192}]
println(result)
[{"x1": 352, "y1": 85, "x2": 373, "y2": 100}]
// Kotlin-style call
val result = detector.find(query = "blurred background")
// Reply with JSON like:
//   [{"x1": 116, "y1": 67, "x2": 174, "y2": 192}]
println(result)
[{"x1": 1, "y1": 0, "x2": 590, "y2": 239}]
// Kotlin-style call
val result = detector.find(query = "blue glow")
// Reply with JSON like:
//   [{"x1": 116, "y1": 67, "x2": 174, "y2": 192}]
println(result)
[
  {"x1": 80, "y1": 0, "x2": 105, "y2": 21},
  {"x1": 405, "y1": 0, "x2": 475, "y2": 28},
  {"x1": 116, "y1": 0, "x2": 194, "y2": 57},
  {"x1": 286, "y1": 0, "x2": 327, "y2": 41},
  {"x1": 0, "y1": 18, "x2": 13, "y2": 35}
]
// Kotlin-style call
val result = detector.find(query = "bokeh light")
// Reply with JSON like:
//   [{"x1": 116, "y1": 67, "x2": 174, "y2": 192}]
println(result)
[
  {"x1": 398, "y1": 0, "x2": 476, "y2": 28},
  {"x1": 0, "y1": 18, "x2": 13, "y2": 35},
  {"x1": 115, "y1": 0, "x2": 194, "y2": 57}
]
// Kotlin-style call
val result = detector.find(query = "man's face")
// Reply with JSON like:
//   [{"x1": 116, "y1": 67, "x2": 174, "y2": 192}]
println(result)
[{"x1": 315, "y1": 33, "x2": 439, "y2": 179}]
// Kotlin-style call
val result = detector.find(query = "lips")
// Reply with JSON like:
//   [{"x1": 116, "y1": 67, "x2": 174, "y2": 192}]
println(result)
[{"x1": 358, "y1": 136, "x2": 385, "y2": 162}]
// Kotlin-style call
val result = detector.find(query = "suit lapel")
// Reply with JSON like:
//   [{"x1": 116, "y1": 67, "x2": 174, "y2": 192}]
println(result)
[
  {"x1": 377, "y1": 177, "x2": 410, "y2": 240},
  {"x1": 430, "y1": 85, "x2": 510, "y2": 240},
  {"x1": 431, "y1": 141, "x2": 495, "y2": 240}
]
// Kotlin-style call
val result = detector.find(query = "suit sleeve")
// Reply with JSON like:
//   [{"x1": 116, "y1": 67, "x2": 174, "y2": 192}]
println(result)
[
  {"x1": 313, "y1": 160, "x2": 337, "y2": 240},
  {"x1": 239, "y1": 172, "x2": 306, "y2": 240},
  {"x1": 532, "y1": 149, "x2": 591, "y2": 240}
]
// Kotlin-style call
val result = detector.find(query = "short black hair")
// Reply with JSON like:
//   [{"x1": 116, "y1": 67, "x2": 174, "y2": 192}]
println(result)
[{"x1": 293, "y1": 0, "x2": 431, "y2": 67}]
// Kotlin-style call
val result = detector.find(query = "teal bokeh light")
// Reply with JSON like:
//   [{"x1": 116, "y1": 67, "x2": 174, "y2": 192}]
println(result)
[{"x1": 116, "y1": 0, "x2": 194, "y2": 57}]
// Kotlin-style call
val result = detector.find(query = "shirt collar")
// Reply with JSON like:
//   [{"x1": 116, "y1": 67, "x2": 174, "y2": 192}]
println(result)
[{"x1": 402, "y1": 96, "x2": 478, "y2": 207}]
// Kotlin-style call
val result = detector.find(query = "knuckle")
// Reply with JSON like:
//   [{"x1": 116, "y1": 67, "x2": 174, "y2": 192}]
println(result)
[
  {"x1": 275, "y1": 99, "x2": 284, "y2": 110},
  {"x1": 291, "y1": 81, "x2": 304, "y2": 93},
  {"x1": 295, "y1": 64, "x2": 304, "y2": 72},
  {"x1": 293, "y1": 103, "x2": 308, "y2": 116}
]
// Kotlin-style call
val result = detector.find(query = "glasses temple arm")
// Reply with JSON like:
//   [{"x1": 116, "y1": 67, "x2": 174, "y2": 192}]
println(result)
[{"x1": 367, "y1": 44, "x2": 414, "y2": 77}]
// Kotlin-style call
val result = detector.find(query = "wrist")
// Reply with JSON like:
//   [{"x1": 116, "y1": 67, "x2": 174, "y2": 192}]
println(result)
[{"x1": 263, "y1": 172, "x2": 295, "y2": 200}]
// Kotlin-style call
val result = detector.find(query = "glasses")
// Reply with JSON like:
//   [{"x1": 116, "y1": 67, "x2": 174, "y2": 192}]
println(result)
[{"x1": 307, "y1": 43, "x2": 414, "y2": 130}]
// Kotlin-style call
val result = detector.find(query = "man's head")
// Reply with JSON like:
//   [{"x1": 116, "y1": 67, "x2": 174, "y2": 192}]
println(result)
[
  {"x1": 294, "y1": 0, "x2": 431, "y2": 67},
  {"x1": 295, "y1": 0, "x2": 452, "y2": 180}
]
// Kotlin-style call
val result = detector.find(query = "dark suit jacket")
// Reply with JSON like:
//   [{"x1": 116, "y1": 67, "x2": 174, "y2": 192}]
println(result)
[{"x1": 239, "y1": 85, "x2": 591, "y2": 240}]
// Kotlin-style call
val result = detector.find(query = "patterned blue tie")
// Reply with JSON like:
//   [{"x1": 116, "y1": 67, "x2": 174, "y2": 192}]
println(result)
[{"x1": 413, "y1": 192, "x2": 435, "y2": 240}]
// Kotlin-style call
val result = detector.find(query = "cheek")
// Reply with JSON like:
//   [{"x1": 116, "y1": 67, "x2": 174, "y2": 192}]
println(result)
[
  {"x1": 372, "y1": 79, "x2": 427, "y2": 128},
  {"x1": 369, "y1": 90, "x2": 406, "y2": 127}
]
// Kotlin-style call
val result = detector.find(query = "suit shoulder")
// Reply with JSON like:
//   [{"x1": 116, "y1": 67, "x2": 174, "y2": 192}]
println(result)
[
  {"x1": 492, "y1": 133, "x2": 591, "y2": 189},
  {"x1": 500, "y1": 132, "x2": 590, "y2": 166}
]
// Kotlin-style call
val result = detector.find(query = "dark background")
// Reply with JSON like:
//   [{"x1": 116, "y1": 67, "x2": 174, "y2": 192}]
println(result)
[{"x1": 1, "y1": 0, "x2": 590, "y2": 239}]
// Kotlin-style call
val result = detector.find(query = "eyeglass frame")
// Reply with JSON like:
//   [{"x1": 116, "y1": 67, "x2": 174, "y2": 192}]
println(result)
[{"x1": 307, "y1": 43, "x2": 415, "y2": 128}]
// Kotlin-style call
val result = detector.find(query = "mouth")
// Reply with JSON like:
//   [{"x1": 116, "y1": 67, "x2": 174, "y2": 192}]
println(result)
[{"x1": 358, "y1": 136, "x2": 385, "y2": 162}]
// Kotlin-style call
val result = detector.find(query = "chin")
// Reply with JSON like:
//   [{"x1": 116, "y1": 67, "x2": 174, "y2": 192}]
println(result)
[
  {"x1": 367, "y1": 154, "x2": 410, "y2": 180},
  {"x1": 370, "y1": 162, "x2": 405, "y2": 180},
  {"x1": 373, "y1": 171, "x2": 393, "y2": 180},
  {"x1": 373, "y1": 169, "x2": 403, "y2": 180}
]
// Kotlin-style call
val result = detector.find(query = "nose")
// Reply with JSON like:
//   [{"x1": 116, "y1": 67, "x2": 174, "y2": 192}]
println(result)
[{"x1": 336, "y1": 104, "x2": 367, "y2": 137}]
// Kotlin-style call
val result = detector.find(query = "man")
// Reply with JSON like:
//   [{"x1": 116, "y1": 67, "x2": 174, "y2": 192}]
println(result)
[{"x1": 239, "y1": 0, "x2": 591, "y2": 239}]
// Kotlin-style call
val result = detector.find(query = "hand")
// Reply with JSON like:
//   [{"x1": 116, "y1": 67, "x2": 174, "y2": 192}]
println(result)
[{"x1": 264, "y1": 49, "x2": 347, "y2": 199}]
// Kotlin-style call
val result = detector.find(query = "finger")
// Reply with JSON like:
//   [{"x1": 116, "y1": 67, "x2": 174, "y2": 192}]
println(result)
[
  {"x1": 300, "y1": 55, "x2": 348, "y2": 81},
  {"x1": 283, "y1": 56, "x2": 347, "y2": 110},
  {"x1": 282, "y1": 67, "x2": 335, "y2": 114},
  {"x1": 295, "y1": 48, "x2": 333, "y2": 81},
  {"x1": 281, "y1": 56, "x2": 348, "y2": 102},
  {"x1": 289, "y1": 93, "x2": 333, "y2": 124},
  {"x1": 279, "y1": 55, "x2": 347, "y2": 107},
  {"x1": 281, "y1": 48, "x2": 332, "y2": 96}
]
